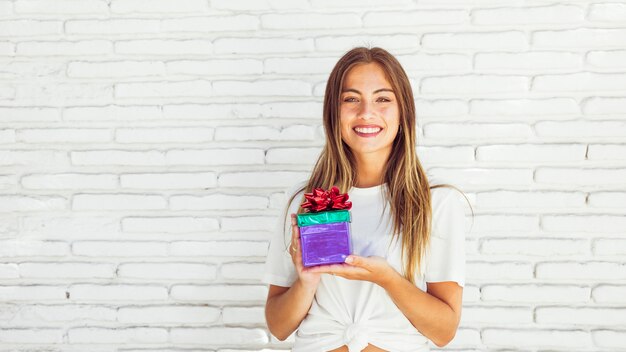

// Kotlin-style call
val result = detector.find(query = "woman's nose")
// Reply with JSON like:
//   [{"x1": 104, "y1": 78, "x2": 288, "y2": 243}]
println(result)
[{"x1": 358, "y1": 100, "x2": 375, "y2": 119}]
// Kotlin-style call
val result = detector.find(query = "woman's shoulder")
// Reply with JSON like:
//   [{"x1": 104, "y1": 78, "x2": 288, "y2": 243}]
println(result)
[{"x1": 428, "y1": 177, "x2": 467, "y2": 224}]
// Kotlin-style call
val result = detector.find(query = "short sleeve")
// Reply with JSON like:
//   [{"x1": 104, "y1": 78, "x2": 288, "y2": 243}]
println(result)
[
  {"x1": 424, "y1": 187, "x2": 467, "y2": 288},
  {"x1": 261, "y1": 181, "x2": 306, "y2": 287}
]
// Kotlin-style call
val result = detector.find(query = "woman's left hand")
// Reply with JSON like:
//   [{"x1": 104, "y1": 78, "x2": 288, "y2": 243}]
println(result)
[{"x1": 304, "y1": 255, "x2": 401, "y2": 288}]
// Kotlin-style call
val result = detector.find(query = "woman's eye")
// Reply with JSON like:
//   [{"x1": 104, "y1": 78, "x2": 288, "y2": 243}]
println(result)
[
  {"x1": 343, "y1": 97, "x2": 357, "y2": 102},
  {"x1": 378, "y1": 97, "x2": 391, "y2": 102}
]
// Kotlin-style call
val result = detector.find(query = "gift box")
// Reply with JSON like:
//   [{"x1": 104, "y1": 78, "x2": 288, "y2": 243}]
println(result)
[{"x1": 296, "y1": 186, "x2": 353, "y2": 267}]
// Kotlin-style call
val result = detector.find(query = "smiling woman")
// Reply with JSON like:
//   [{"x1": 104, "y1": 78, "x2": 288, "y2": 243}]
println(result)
[{"x1": 262, "y1": 47, "x2": 472, "y2": 352}]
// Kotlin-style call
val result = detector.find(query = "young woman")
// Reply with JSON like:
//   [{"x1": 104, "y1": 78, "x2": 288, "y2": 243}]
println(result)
[{"x1": 262, "y1": 47, "x2": 471, "y2": 352}]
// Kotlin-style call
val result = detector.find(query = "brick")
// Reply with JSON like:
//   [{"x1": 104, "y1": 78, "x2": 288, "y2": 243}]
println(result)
[
  {"x1": 482, "y1": 328, "x2": 591, "y2": 348},
  {"x1": 261, "y1": 13, "x2": 360, "y2": 29},
  {"x1": 316, "y1": 34, "x2": 419, "y2": 52},
  {"x1": 583, "y1": 97, "x2": 626, "y2": 115},
  {"x1": 461, "y1": 306, "x2": 532, "y2": 324},
  {"x1": 588, "y1": 192, "x2": 626, "y2": 208},
  {"x1": 422, "y1": 31, "x2": 527, "y2": 50},
  {"x1": 482, "y1": 284, "x2": 589, "y2": 302},
  {"x1": 219, "y1": 171, "x2": 309, "y2": 188},
  {"x1": 73, "y1": 241, "x2": 169, "y2": 257},
  {"x1": 536, "y1": 121, "x2": 626, "y2": 138},
  {"x1": 169, "y1": 241, "x2": 268, "y2": 257},
  {"x1": 421, "y1": 75, "x2": 528, "y2": 94},
  {"x1": 593, "y1": 330, "x2": 626, "y2": 349},
  {"x1": 64, "y1": 105, "x2": 162, "y2": 121},
  {"x1": 22, "y1": 216, "x2": 118, "y2": 238},
  {"x1": 476, "y1": 190, "x2": 585, "y2": 208},
  {"x1": 471, "y1": 98, "x2": 579, "y2": 116},
  {"x1": 115, "y1": 80, "x2": 212, "y2": 98},
  {"x1": 69, "y1": 284, "x2": 168, "y2": 301},
  {"x1": 463, "y1": 285, "x2": 480, "y2": 303},
  {"x1": 533, "y1": 72, "x2": 626, "y2": 92},
  {"x1": 427, "y1": 168, "x2": 533, "y2": 187},
  {"x1": 266, "y1": 147, "x2": 322, "y2": 164},
  {"x1": 167, "y1": 59, "x2": 261, "y2": 75},
  {"x1": 2, "y1": 61, "x2": 66, "y2": 79},
  {"x1": 68, "y1": 61, "x2": 164, "y2": 77},
  {"x1": 364, "y1": 9, "x2": 466, "y2": 27},
  {"x1": 213, "y1": 80, "x2": 311, "y2": 97},
  {"x1": 118, "y1": 305, "x2": 220, "y2": 323},
  {"x1": 0, "y1": 129, "x2": 16, "y2": 143},
  {"x1": 122, "y1": 217, "x2": 219, "y2": 233},
  {"x1": 542, "y1": 214, "x2": 626, "y2": 233},
  {"x1": 0, "y1": 263, "x2": 19, "y2": 279},
  {"x1": 398, "y1": 53, "x2": 470, "y2": 72},
  {"x1": 417, "y1": 146, "x2": 475, "y2": 165},
  {"x1": 110, "y1": 0, "x2": 207, "y2": 13},
  {"x1": 14, "y1": 0, "x2": 108, "y2": 14},
  {"x1": 466, "y1": 261, "x2": 533, "y2": 280},
  {"x1": 19, "y1": 262, "x2": 115, "y2": 278},
  {"x1": 117, "y1": 263, "x2": 217, "y2": 280},
  {"x1": 120, "y1": 172, "x2": 217, "y2": 189},
  {"x1": 536, "y1": 307, "x2": 626, "y2": 325},
  {"x1": 212, "y1": 0, "x2": 307, "y2": 10},
  {"x1": 17, "y1": 40, "x2": 111, "y2": 56},
  {"x1": 472, "y1": 5, "x2": 583, "y2": 25},
  {"x1": 170, "y1": 327, "x2": 268, "y2": 345},
  {"x1": 116, "y1": 127, "x2": 214, "y2": 143},
  {"x1": 0, "y1": 107, "x2": 59, "y2": 122},
  {"x1": 476, "y1": 144, "x2": 586, "y2": 162},
  {"x1": 166, "y1": 148, "x2": 264, "y2": 165},
  {"x1": 16, "y1": 82, "x2": 112, "y2": 102},
  {"x1": 415, "y1": 99, "x2": 468, "y2": 117},
  {"x1": 221, "y1": 262, "x2": 265, "y2": 280},
  {"x1": 0, "y1": 285, "x2": 67, "y2": 300},
  {"x1": 588, "y1": 3, "x2": 626, "y2": 22},
  {"x1": 425, "y1": 122, "x2": 530, "y2": 140},
  {"x1": 593, "y1": 285, "x2": 626, "y2": 303},
  {"x1": 170, "y1": 194, "x2": 268, "y2": 210},
  {"x1": 170, "y1": 285, "x2": 267, "y2": 302},
  {"x1": 222, "y1": 306, "x2": 264, "y2": 324},
  {"x1": 262, "y1": 102, "x2": 322, "y2": 119},
  {"x1": 586, "y1": 50, "x2": 626, "y2": 68},
  {"x1": 0, "y1": 150, "x2": 69, "y2": 166},
  {"x1": 215, "y1": 125, "x2": 316, "y2": 141},
  {"x1": 265, "y1": 57, "x2": 337, "y2": 74},
  {"x1": 71, "y1": 150, "x2": 166, "y2": 166},
  {"x1": 115, "y1": 40, "x2": 212, "y2": 55},
  {"x1": 17, "y1": 128, "x2": 111, "y2": 143},
  {"x1": 164, "y1": 103, "x2": 263, "y2": 120},
  {"x1": 594, "y1": 239, "x2": 626, "y2": 255},
  {"x1": 0, "y1": 20, "x2": 62, "y2": 36},
  {"x1": 21, "y1": 173, "x2": 116, "y2": 190},
  {"x1": 68, "y1": 327, "x2": 168, "y2": 343},
  {"x1": 535, "y1": 168, "x2": 626, "y2": 187},
  {"x1": 536, "y1": 261, "x2": 626, "y2": 280},
  {"x1": 0, "y1": 329, "x2": 63, "y2": 343},
  {"x1": 72, "y1": 194, "x2": 167, "y2": 210},
  {"x1": 532, "y1": 28, "x2": 626, "y2": 48},
  {"x1": 65, "y1": 19, "x2": 160, "y2": 34},
  {"x1": 19, "y1": 304, "x2": 116, "y2": 322},
  {"x1": 222, "y1": 216, "x2": 275, "y2": 231},
  {"x1": 475, "y1": 51, "x2": 581, "y2": 70},
  {"x1": 482, "y1": 239, "x2": 588, "y2": 256},
  {"x1": 0, "y1": 195, "x2": 66, "y2": 212},
  {"x1": 162, "y1": 15, "x2": 259, "y2": 32},
  {"x1": 214, "y1": 37, "x2": 313, "y2": 54}
]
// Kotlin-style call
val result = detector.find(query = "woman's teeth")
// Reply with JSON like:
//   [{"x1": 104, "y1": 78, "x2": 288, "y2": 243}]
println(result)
[{"x1": 354, "y1": 127, "x2": 381, "y2": 134}]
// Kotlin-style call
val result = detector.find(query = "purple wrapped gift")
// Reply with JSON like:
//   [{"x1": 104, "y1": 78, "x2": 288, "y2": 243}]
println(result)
[{"x1": 296, "y1": 186, "x2": 353, "y2": 267}]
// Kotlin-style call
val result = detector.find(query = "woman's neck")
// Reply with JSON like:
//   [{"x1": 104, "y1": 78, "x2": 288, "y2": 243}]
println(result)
[{"x1": 354, "y1": 151, "x2": 388, "y2": 188}]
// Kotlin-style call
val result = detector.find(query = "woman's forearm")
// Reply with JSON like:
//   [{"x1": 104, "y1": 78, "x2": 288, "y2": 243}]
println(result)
[
  {"x1": 380, "y1": 273, "x2": 459, "y2": 347},
  {"x1": 265, "y1": 279, "x2": 317, "y2": 341}
]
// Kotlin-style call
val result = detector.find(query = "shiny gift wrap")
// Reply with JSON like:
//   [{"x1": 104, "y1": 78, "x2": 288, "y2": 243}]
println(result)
[{"x1": 297, "y1": 187, "x2": 353, "y2": 267}]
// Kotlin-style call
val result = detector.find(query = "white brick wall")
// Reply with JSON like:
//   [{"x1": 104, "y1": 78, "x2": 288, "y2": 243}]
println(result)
[{"x1": 1, "y1": 0, "x2": 625, "y2": 350}]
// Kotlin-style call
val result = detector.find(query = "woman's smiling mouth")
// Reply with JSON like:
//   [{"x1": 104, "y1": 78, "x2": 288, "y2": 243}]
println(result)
[{"x1": 353, "y1": 125, "x2": 383, "y2": 137}]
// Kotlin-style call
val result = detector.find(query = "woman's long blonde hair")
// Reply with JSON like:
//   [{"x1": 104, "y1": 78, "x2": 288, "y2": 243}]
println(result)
[{"x1": 282, "y1": 46, "x2": 472, "y2": 285}]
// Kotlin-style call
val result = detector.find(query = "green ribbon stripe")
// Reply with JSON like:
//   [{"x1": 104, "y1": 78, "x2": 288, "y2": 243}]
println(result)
[{"x1": 296, "y1": 209, "x2": 351, "y2": 226}]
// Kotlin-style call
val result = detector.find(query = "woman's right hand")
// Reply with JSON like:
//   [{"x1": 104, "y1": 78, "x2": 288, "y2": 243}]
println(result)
[{"x1": 290, "y1": 213, "x2": 322, "y2": 289}]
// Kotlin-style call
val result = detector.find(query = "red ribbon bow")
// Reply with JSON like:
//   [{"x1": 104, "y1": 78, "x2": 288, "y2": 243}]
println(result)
[{"x1": 300, "y1": 186, "x2": 352, "y2": 212}]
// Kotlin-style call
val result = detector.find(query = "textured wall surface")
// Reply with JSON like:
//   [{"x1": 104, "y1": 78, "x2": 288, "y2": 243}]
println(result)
[{"x1": 1, "y1": 0, "x2": 626, "y2": 351}]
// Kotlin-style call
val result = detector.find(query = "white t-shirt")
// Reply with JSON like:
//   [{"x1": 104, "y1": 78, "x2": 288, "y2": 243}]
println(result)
[{"x1": 262, "y1": 178, "x2": 467, "y2": 352}]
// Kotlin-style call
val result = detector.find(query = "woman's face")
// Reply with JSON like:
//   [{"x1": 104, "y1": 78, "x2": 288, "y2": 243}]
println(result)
[{"x1": 339, "y1": 62, "x2": 400, "y2": 161}]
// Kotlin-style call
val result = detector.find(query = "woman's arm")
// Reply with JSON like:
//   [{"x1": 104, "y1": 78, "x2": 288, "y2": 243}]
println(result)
[
  {"x1": 307, "y1": 256, "x2": 462, "y2": 347},
  {"x1": 264, "y1": 213, "x2": 322, "y2": 340}
]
